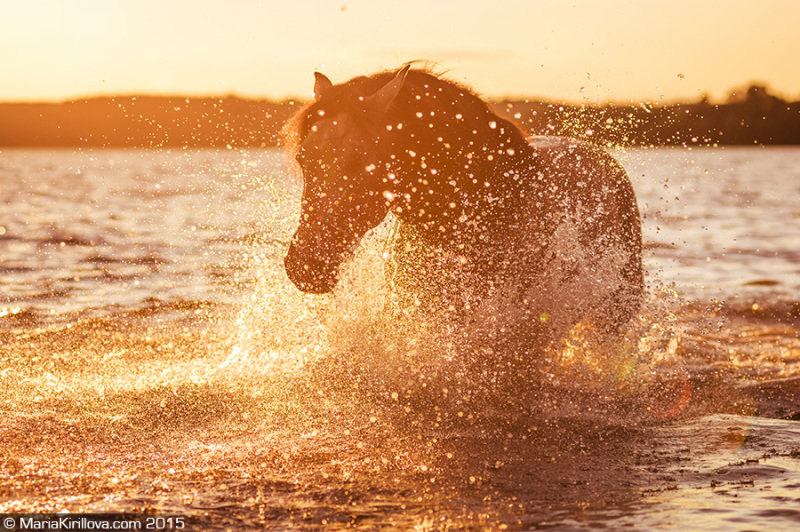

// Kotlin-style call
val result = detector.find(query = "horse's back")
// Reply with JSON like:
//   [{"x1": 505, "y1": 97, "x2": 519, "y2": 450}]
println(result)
[{"x1": 526, "y1": 135, "x2": 581, "y2": 151}]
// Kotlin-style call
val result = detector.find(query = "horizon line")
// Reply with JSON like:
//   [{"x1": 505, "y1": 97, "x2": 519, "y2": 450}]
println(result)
[
  {"x1": 0, "y1": 85, "x2": 790, "y2": 108},
  {"x1": 1, "y1": 77, "x2": 794, "y2": 108}
]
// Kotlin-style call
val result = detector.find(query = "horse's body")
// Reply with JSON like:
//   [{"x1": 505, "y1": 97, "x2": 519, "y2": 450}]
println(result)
[{"x1": 284, "y1": 66, "x2": 643, "y2": 342}]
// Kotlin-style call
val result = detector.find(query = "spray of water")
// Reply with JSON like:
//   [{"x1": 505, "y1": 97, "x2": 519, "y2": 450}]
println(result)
[{"x1": 222, "y1": 200, "x2": 693, "y2": 449}]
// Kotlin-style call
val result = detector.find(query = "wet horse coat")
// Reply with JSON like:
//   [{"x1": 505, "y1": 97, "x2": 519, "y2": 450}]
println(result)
[{"x1": 284, "y1": 67, "x2": 643, "y2": 339}]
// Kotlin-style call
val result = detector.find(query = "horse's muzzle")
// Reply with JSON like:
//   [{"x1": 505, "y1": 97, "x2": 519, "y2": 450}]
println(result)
[{"x1": 284, "y1": 242, "x2": 339, "y2": 294}]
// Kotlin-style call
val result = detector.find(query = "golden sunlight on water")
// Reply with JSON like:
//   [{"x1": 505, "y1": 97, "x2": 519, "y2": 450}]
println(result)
[{"x1": 0, "y1": 148, "x2": 798, "y2": 529}]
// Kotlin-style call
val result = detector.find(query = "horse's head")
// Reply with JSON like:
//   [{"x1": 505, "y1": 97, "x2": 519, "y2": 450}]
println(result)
[{"x1": 284, "y1": 66, "x2": 410, "y2": 293}]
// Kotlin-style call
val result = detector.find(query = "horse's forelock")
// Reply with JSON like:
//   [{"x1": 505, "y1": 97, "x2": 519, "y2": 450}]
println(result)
[{"x1": 284, "y1": 73, "x2": 392, "y2": 153}]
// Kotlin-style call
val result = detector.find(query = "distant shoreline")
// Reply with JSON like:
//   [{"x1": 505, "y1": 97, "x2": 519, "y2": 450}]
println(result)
[{"x1": 1, "y1": 85, "x2": 798, "y2": 148}]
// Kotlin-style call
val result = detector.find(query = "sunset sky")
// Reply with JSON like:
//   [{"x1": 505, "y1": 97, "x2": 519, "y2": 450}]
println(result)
[{"x1": 2, "y1": 0, "x2": 798, "y2": 103}]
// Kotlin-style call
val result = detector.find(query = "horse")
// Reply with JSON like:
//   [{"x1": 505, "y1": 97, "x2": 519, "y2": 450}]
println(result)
[{"x1": 283, "y1": 65, "x2": 643, "y2": 347}]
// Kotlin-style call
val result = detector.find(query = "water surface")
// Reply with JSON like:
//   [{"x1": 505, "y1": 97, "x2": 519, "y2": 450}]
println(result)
[{"x1": 1, "y1": 146, "x2": 798, "y2": 530}]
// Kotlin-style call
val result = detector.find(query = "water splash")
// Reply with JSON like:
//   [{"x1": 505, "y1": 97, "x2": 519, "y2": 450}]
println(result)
[{"x1": 218, "y1": 213, "x2": 692, "y2": 434}]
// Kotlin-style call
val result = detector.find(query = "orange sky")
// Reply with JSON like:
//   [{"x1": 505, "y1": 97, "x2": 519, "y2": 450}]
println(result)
[{"x1": 2, "y1": 0, "x2": 798, "y2": 103}]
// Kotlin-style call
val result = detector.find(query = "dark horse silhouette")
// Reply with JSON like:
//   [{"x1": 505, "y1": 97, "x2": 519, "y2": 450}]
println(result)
[{"x1": 284, "y1": 66, "x2": 643, "y2": 342}]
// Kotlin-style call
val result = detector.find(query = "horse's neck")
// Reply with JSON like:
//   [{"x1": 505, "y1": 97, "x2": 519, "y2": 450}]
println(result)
[{"x1": 389, "y1": 130, "x2": 540, "y2": 248}]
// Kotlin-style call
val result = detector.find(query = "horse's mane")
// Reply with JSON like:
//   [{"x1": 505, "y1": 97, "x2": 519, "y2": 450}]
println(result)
[{"x1": 283, "y1": 67, "x2": 526, "y2": 155}]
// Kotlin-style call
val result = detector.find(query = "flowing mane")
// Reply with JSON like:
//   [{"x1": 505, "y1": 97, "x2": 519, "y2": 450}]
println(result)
[{"x1": 285, "y1": 67, "x2": 528, "y2": 161}]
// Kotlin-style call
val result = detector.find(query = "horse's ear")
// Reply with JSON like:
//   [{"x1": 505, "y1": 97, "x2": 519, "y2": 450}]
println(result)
[
  {"x1": 314, "y1": 72, "x2": 333, "y2": 101},
  {"x1": 366, "y1": 65, "x2": 410, "y2": 114}
]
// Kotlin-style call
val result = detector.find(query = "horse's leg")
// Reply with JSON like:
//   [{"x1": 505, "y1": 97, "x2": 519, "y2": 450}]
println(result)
[
  {"x1": 384, "y1": 222, "x2": 450, "y2": 319},
  {"x1": 387, "y1": 221, "x2": 484, "y2": 321},
  {"x1": 385, "y1": 223, "x2": 425, "y2": 315},
  {"x1": 557, "y1": 248, "x2": 644, "y2": 376}
]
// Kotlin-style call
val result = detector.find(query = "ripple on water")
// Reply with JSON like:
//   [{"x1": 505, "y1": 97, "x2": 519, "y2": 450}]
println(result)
[{"x1": 0, "y1": 148, "x2": 799, "y2": 528}]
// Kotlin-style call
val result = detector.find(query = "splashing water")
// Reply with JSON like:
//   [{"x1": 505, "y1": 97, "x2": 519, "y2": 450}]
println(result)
[{"x1": 0, "y1": 147, "x2": 798, "y2": 529}]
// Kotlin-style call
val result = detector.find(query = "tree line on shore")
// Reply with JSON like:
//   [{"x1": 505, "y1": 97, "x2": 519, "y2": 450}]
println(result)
[{"x1": 1, "y1": 84, "x2": 797, "y2": 148}]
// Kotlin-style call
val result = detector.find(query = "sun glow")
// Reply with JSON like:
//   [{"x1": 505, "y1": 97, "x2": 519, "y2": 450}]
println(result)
[{"x1": 1, "y1": 0, "x2": 798, "y2": 103}]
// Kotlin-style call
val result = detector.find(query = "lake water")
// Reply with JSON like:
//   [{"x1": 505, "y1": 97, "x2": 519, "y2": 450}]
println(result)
[{"x1": 1, "y1": 146, "x2": 798, "y2": 530}]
